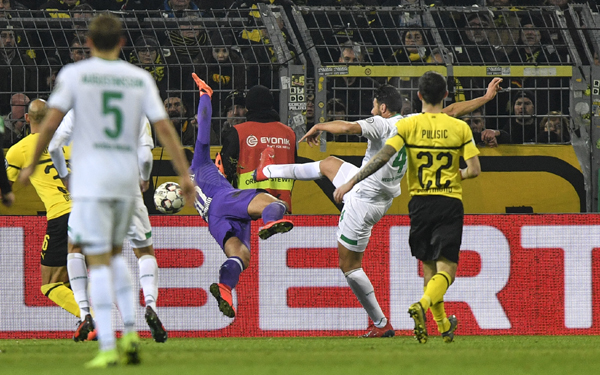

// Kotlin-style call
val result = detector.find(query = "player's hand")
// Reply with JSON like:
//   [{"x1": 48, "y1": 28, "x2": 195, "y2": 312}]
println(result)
[
  {"x1": 192, "y1": 73, "x2": 213, "y2": 98},
  {"x1": 179, "y1": 177, "x2": 195, "y2": 207},
  {"x1": 299, "y1": 127, "x2": 322, "y2": 147},
  {"x1": 333, "y1": 181, "x2": 353, "y2": 204},
  {"x1": 1, "y1": 191, "x2": 15, "y2": 207},
  {"x1": 18, "y1": 164, "x2": 34, "y2": 186},
  {"x1": 140, "y1": 179, "x2": 150, "y2": 193},
  {"x1": 484, "y1": 78, "x2": 503, "y2": 101}
]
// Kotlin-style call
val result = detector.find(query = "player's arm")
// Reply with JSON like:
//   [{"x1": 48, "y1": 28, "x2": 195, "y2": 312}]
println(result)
[
  {"x1": 299, "y1": 120, "x2": 361, "y2": 147},
  {"x1": 333, "y1": 142, "x2": 399, "y2": 204},
  {"x1": 138, "y1": 144, "x2": 153, "y2": 192},
  {"x1": 442, "y1": 77, "x2": 502, "y2": 118},
  {"x1": 153, "y1": 119, "x2": 194, "y2": 203},
  {"x1": 460, "y1": 155, "x2": 481, "y2": 180},
  {"x1": 18, "y1": 108, "x2": 65, "y2": 185}
]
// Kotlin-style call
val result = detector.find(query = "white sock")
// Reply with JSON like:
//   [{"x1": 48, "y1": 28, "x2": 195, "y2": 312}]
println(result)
[
  {"x1": 67, "y1": 253, "x2": 90, "y2": 320},
  {"x1": 111, "y1": 255, "x2": 136, "y2": 334},
  {"x1": 345, "y1": 268, "x2": 387, "y2": 328},
  {"x1": 332, "y1": 162, "x2": 357, "y2": 188},
  {"x1": 264, "y1": 161, "x2": 322, "y2": 180},
  {"x1": 138, "y1": 254, "x2": 158, "y2": 311},
  {"x1": 89, "y1": 265, "x2": 115, "y2": 351}
]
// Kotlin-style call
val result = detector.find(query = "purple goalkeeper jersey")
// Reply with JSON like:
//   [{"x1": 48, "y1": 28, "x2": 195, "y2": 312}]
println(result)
[{"x1": 191, "y1": 94, "x2": 260, "y2": 250}]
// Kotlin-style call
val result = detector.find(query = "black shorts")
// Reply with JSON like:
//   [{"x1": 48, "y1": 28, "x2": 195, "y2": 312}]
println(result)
[
  {"x1": 41, "y1": 213, "x2": 69, "y2": 267},
  {"x1": 408, "y1": 195, "x2": 463, "y2": 264}
]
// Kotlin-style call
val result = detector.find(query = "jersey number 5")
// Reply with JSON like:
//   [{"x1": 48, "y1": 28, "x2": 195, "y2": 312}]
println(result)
[
  {"x1": 102, "y1": 91, "x2": 123, "y2": 139},
  {"x1": 417, "y1": 151, "x2": 452, "y2": 189}
]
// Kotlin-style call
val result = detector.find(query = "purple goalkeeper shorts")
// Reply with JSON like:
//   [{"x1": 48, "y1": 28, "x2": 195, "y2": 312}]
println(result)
[{"x1": 207, "y1": 188, "x2": 261, "y2": 251}]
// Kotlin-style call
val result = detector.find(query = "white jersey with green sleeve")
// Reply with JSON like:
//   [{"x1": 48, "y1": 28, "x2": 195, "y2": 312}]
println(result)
[
  {"x1": 47, "y1": 57, "x2": 167, "y2": 199},
  {"x1": 354, "y1": 114, "x2": 407, "y2": 202},
  {"x1": 49, "y1": 110, "x2": 153, "y2": 179}
]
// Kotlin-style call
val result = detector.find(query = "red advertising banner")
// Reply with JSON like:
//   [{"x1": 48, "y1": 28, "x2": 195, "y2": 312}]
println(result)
[{"x1": 1, "y1": 214, "x2": 599, "y2": 338}]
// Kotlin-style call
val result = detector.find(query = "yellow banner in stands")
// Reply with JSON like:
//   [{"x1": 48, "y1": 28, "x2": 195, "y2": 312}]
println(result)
[{"x1": 0, "y1": 144, "x2": 584, "y2": 216}]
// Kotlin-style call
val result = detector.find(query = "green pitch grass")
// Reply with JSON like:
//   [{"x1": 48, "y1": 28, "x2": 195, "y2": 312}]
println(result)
[{"x1": 1, "y1": 336, "x2": 600, "y2": 375}]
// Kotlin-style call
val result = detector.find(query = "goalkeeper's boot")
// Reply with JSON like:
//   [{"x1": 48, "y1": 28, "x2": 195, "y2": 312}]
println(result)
[
  {"x1": 73, "y1": 314, "x2": 95, "y2": 342},
  {"x1": 120, "y1": 331, "x2": 141, "y2": 365},
  {"x1": 408, "y1": 302, "x2": 428, "y2": 344},
  {"x1": 84, "y1": 349, "x2": 119, "y2": 369},
  {"x1": 145, "y1": 306, "x2": 168, "y2": 343},
  {"x1": 361, "y1": 320, "x2": 395, "y2": 338},
  {"x1": 192, "y1": 73, "x2": 213, "y2": 98},
  {"x1": 253, "y1": 147, "x2": 275, "y2": 182},
  {"x1": 441, "y1": 315, "x2": 458, "y2": 343},
  {"x1": 210, "y1": 283, "x2": 236, "y2": 318},
  {"x1": 258, "y1": 219, "x2": 294, "y2": 240}
]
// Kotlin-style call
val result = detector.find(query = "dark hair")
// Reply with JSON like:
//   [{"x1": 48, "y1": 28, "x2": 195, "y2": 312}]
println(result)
[
  {"x1": 418, "y1": 71, "x2": 447, "y2": 105},
  {"x1": 326, "y1": 98, "x2": 346, "y2": 113},
  {"x1": 88, "y1": 13, "x2": 122, "y2": 52},
  {"x1": 373, "y1": 85, "x2": 403, "y2": 113}
]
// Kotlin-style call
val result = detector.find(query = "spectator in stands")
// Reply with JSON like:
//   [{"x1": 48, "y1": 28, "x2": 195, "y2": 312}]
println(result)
[
  {"x1": 537, "y1": 111, "x2": 570, "y2": 143},
  {"x1": 205, "y1": 32, "x2": 245, "y2": 121},
  {"x1": 69, "y1": 37, "x2": 89, "y2": 63},
  {"x1": 37, "y1": 56, "x2": 61, "y2": 96},
  {"x1": 161, "y1": 0, "x2": 200, "y2": 17},
  {"x1": 330, "y1": 40, "x2": 379, "y2": 118},
  {"x1": 2, "y1": 93, "x2": 29, "y2": 147},
  {"x1": 1, "y1": 0, "x2": 29, "y2": 19},
  {"x1": 40, "y1": 0, "x2": 79, "y2": 17},
  {"x1": 387, "y1": 29, "x2": 433, "y2": 64},
  {"x1": 507, "y1": 14, "x2": 563, "y2": 64},
  {"x1": 326, "y1": 97, "x2": 346, "y2": 122},
  {"x1": 162, "y1": 96, "x2": 197, "y2": 147},
  {"x1": 465, "y1": 107, "x2": 510, "y2": 147},
  {"x1": 595, "y1": 51, "x2": 600, "y2": 66},
  {"x1": 455, "y1": 12, "x2": 509, "y2": 64},
  {"x1": 220, "y1": 84, "x2": 296, "y2": 212},
  {"x1": 305, "y1": 93, "x2": 315, "y2": 131},
  {"x1": 502, "y1": 90, "x2": 538, "y2": 144},
  {"x1": 129, "y1": 34, "x2": 169, "y2": 100},
  {"x1": 70, "y1": 4, "x2": 94, "y2": 47},
  {"x1": 0, "y1": 25, "x2": 36, "y2": 114},
  {"x1": 400, "y1": 97, "x2": 414, "y2": 115},
  {"x1": 216, "y1": 90, "x2": 246, "y2": 144},
  {"x1": 164, "y1": 14, "x2": 208, "y2": 109}
]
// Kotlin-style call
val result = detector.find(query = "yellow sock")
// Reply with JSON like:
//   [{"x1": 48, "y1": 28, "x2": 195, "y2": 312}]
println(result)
[
  {"x1": 419, "y1": 271, "x2": 452, "y2": 312},
  {"x1": 430, "y1": 301, "x2": 450, "y2": 333},
  {"x1": 41, "y1": 282, "x2": 80, "y2": 318}
]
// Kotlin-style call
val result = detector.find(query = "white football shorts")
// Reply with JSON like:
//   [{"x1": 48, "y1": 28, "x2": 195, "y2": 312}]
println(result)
[
  {"x1": 126, "y1": 194, "x2": 153, "y2": 248},
  {"x1": 68, "y1": 197, "x2": 135, "y2": 255},
  {"x1": 336, "y1": 191, "x2": 391, "y2": 252}
]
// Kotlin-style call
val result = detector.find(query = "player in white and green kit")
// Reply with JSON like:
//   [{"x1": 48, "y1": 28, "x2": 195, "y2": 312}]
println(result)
[
  {"x1": 19, "y1": 14, "x2": 194, "y2": 368},
  {"x1": 254, "y1": 79, "x2": 502, "y2": 337}
]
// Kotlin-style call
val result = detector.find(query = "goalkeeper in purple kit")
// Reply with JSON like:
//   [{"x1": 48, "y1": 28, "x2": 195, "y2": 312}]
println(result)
[{"x1": 190, "y1": 73, "x2": 293, "y2": 318}]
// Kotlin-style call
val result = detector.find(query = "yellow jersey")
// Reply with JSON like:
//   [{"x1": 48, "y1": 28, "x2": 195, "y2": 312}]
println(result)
[
  {"x1": 6, "y1": 133, "x2": 72, "y2": 220},
  {"x1": 386, "y1": 112, "x2": 479, "y2": 201}
]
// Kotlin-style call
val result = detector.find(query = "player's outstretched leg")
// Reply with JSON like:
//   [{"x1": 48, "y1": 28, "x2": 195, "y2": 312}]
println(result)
[
  {"x1": 137, "y1": 252, "x2": 168, "y2": 343},
  {"x1": 258, "y1": 201, "x2": 293, "y2": 240},
  {"x1": 74, "y1": 314, "x2": 96, "y2": 342},
  {"x1": 210, "y1": 283, "x2": 236, "y2": 318},
  {"x1": 253, "y1": 147, "x2": 275, "y2": 181}
]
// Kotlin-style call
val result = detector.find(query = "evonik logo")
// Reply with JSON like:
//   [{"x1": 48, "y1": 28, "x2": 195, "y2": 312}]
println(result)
[{"x1": 246, "y1": 135, "x2": 258, "y2": 147}]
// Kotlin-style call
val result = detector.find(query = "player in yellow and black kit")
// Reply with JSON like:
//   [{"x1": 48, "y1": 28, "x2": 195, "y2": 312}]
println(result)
[
  {"x1": 334, "y1": 71, "x2": 481, "y2": 344},
  {"x1": 5, "y1": 99, "x2": 80, "y2": 319}
]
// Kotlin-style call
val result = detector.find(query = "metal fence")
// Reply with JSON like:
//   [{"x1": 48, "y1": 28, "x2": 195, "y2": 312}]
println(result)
[{"x1": 1, "y1": 3, "x2": 600, "y2": 208}]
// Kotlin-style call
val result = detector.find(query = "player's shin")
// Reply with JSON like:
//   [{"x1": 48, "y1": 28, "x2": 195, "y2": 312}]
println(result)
[
  {"x1": 345, "y1": 268, "x2": 387, "y2": 327},
  {"x1": 430, "y1": 300, "x2": 451, "y2": 333},
  {"x1": 219, "y1": 256, "x2": 244, "y2": 290},
  {"x1": 67, "y1": 253, "x2": 90, "y2": 319},
  {"x1": 420, "y1": 271, "x2": 452, "y2": 312},
  {"x1": 89, "y1": 265, "x2": 116, "y2": 351},
  {"x1": 138, "y1": 254, "x2": 158, "y2": 311},
  {"x1": 111, "y1": 255, "x2": 136, "y2": 334}
]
